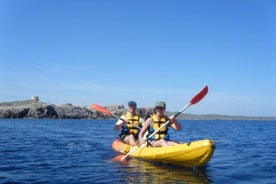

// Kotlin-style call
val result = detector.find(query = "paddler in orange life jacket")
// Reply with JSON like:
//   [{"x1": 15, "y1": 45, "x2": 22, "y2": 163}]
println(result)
[
  {"x1": 138, "y1": 101, "x2": 182, "y2": 147},
  {"x1": 115, "y1": 101, "x2": 145, "y2": 146}
]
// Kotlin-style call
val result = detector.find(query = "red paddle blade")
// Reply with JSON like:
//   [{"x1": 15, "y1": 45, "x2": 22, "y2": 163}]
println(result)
[
  {"x1": 90, "y1": 104, "x2": 112, "y2": 115},
  {"x1": 190, "y1": 86, "x2": 208, "y2": 105},
  {"x1": 111, "y1": 155, "x2": 128, "y2": 162}
]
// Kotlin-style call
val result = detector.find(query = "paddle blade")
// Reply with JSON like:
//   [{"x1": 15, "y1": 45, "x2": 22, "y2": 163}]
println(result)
[
  {"x1": 111, "y1": 155, "x2": 128, "y2": 162},
  {"x1": 190, "y1": 86, "x2": 208, "y2": 105},
  {"x1": 90, "y1": 104, "x2": 112, "y2": 115}
]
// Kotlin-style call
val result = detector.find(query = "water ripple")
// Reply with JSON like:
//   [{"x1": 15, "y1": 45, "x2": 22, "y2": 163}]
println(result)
[{"x1": 0, "y1": 119, "x2": 275, "y2": 183}]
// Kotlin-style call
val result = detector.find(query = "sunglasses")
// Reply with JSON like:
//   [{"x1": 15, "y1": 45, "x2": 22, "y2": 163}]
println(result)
[{"x1": 156, "y1": 106, "x2": 164, "y2": 110}]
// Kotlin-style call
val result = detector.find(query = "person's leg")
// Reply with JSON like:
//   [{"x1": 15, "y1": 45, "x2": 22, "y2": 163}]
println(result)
[
  {"x1": 151, "y1": 139, "x2": 169, "y2": 147},
  {"x1": 167, "y1": 140, "x2": 178, "y2": 146},
  {"x1": 124, "y1": 134, "x2": 137, "y2": 146}
]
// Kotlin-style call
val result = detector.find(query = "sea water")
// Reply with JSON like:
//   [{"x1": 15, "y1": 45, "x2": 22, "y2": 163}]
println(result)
[{"x1": 0, "y1": 119, "x2": 275, "y2": 183}]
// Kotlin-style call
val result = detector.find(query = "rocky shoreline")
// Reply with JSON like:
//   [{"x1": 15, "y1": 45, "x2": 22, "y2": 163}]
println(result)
[
  {"x1": 0, "y1": 100, "x2": 153, "y2": 119},
  {"x1": 0, "y1": 100, "x2": 275, "y2": 121}
]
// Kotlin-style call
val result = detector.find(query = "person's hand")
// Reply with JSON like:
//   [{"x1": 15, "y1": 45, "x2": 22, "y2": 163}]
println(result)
[
  {"x1": 169, "y1": 115, "x2": 176, "y2": 126},
  {"x1": 139, "y1": 138, "x2": 146, "y2": 145},
  {"x1": 169, "y1": 115, "x2": 175, "y2": 121},
  {"x1": 123, "y1": 119, "x2": 129, "y2": 124}
]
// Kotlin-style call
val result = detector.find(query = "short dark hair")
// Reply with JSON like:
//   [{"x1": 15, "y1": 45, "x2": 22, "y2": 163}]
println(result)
[{"x1": 128, "y1": 101, "x2": 137, "y2": 107}]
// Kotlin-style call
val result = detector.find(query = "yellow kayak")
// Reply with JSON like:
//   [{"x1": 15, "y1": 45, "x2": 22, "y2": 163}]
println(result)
[{"x1": 112, "y1": 139, "x2": 215, "y2": 167}]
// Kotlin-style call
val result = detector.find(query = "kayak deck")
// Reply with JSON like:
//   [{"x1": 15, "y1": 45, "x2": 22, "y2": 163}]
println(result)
[{"x1": 112, "y1": 139, "x2": 215, "y2": 167}]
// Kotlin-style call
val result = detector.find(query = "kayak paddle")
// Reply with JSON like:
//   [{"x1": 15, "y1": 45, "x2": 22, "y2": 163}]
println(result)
[
  {"x1": 119, "y1": 85, "x2": 209, "y2": 161},
  {"x1": 90, "y1": 104, "x2": 125, "y2": 121},
  {"x1": 90, "y1": 104, "x2": 141, "y2": 130}
]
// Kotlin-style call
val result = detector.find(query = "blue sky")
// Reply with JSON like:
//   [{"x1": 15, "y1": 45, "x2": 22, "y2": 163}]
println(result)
[{"x1": 1, "y1": 0, "x2": 275, "y2": 116}]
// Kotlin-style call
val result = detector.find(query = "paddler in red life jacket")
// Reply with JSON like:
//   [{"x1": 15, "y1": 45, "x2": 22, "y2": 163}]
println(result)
[
  {"x1": 138, "y1": 101, "x2": 182, "y2": 147},
  {"x1": 114, "y1": 101, "x2": 145, "y2": 146}
]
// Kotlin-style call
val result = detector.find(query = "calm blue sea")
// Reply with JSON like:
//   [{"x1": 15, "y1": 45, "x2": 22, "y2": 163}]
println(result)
[{"x1": 0, "y1": 119, "x2": 275, "y2": 183}]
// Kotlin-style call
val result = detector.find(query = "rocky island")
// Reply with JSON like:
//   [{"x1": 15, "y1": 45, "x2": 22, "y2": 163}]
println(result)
[
  {"x1": 0, "y1": 99, "x2": 153, "y2": 119},
  {"x1": 0, "y1": 99, "x2": 275, "y2": 121}
]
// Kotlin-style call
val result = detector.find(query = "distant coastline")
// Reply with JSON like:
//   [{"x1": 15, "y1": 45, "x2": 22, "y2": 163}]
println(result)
[
  {"x1": 0, "y1": 99, "x2": 276, "y2": 121},
  {"x1": 167, "y1": 113, "x2": 276, "y2": 121}
]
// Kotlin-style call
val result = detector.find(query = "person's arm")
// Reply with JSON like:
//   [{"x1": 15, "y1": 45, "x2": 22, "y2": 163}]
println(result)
[
  {"x1": 169, "y1": 115, "x2": 182, "y2": 131},
  {"x1": 114, "y1": 116, "x2": 127, "y2": 130},
  {"x1": 138, "y1": 117, "x2": 152, "y2": 144}
]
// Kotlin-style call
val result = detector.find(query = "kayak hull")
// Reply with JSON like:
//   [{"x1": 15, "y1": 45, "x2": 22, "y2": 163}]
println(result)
[{"x1": 112, "y1": 139, "x2": 215, "y2": 167}]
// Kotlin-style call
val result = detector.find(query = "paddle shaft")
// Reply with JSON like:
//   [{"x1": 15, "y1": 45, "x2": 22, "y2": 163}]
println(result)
[{"x1": 111, "y1": 113, "x2": 125, "y2": 122}]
